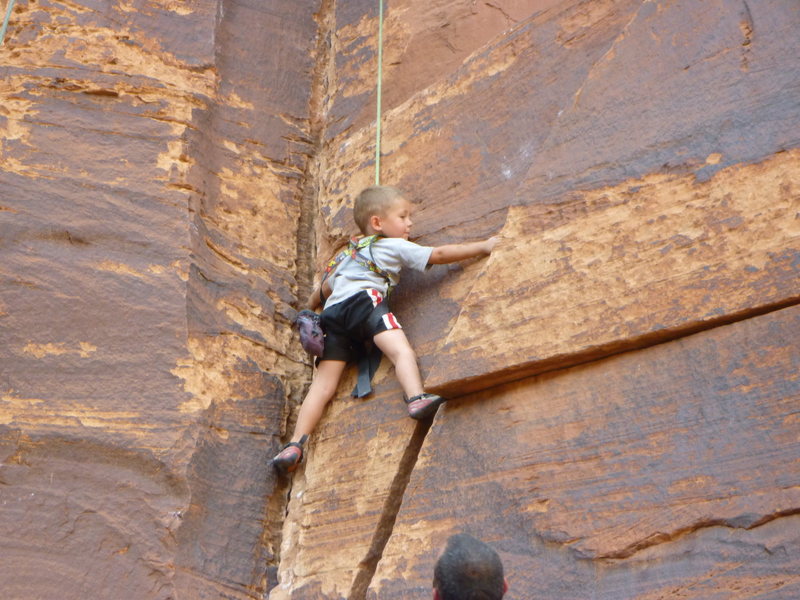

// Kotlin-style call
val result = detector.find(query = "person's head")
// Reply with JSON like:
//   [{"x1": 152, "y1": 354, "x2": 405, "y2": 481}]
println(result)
[
  {"x1": 353, "y1": 185, "x2": 413, "y2": 239},
  {"x1": 433, "y1": 533, "x2": 508, "y2": 600}
]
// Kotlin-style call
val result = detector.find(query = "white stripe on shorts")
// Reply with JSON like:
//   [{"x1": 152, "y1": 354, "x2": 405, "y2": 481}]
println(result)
[
  {"x1": 382, "y1": 312, "x2": 402, "y2": 330},
  {"x1": 367, "y1": 288, "x2": 383, "y2": 307}
]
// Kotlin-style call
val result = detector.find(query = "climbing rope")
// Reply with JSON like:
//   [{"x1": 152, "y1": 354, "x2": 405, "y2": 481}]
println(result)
[
  {"x1": 374, "y1": 0, "x2": 384, "y2": 185},
  {"x1": 0, "y1": 0, "x2": 16, "y2": 46}
]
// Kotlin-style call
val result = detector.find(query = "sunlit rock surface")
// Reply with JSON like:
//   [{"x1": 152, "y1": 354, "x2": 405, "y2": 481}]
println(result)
[
  {"x1": 1, "y1": 1, "x2": 316, "y2": 597},
  {"x1": 1, "y1": 1, "x2": 798, "y2": 599}
]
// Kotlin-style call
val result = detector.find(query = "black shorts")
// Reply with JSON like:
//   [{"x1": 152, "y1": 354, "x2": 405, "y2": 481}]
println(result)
[{"x1": 320, "y1": 289, "x2": 402, "y2": 362}]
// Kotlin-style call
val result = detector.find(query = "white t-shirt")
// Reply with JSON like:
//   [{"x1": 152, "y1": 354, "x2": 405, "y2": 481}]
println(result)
[{"x1": 324, "y1": 237, "x2": 433, "y2": 309}]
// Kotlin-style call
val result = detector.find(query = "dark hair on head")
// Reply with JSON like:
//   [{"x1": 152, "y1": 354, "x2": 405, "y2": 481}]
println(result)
[
  {"x1": 433, "y1": 533, "x2": 505, "y2": 600},
  {"x1": 353, "y1": 185, "x2": 404, "y2": 234}
]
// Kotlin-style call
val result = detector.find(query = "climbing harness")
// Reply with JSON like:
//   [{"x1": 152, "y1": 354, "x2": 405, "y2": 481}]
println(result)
[
  {"x1": 296, "y1": 235, "x2": 392, "y2": 398},
  {"x1": 321, "y1": 235, "x2": 393, "y2": 293},
  {"x1": 1, "y1": 0, "x2": 17, "y2": 46}
]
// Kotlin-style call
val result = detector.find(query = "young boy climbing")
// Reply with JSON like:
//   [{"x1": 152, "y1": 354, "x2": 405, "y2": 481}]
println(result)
[{"x1": 273, "y1": 185, "x2": 498, "y2": 474}]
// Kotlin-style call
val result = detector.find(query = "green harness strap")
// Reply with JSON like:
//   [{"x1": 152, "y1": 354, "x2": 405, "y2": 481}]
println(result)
[{"x1": 322, "y1": 235, "x2": 392, "y2": 289}]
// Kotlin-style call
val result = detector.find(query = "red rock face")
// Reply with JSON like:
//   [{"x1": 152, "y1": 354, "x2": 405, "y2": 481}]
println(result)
[
  {"x1": 372, "y1": 304, "x2": 800, "y2": 598},
  {"x1": 1, "y1": 1, "x2": 316, "y2": 597},
  {"x1": 1, "y1": 1, "x2": 798, "y2": 599}
]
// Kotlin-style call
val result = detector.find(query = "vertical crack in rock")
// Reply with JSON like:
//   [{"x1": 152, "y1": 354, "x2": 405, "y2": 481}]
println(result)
[
  {"x1": 275, "y1": 0, "x2": 336, "y2": 462},
  {"x1": 274, "y1": 0, "x2": 334, "y2": 454},
  {"x1": 273, "y1": 0, "x2": 333, "y2": 456},
  {"x1": 268, "y1": 0, "x2": 336, "y2": 594},
  {"x1": 294, "y1": 0, "x2": 337, "y2": 306},
  {"x1": 349, "y1": 419, "x2": 435, "y2": 600},
  {"x1": 291, "y1": 0, "x2": 336, "y2": 355}
]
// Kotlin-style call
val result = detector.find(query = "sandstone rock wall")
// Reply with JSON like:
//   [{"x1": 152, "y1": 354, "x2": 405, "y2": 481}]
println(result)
[
  {"x1": 276, "y1": 0, "x2": 800, "y2": 598},
  {"x1": 1, "y1": 1, "x2": 798, "y2": 599},
  {"x1": 1, "y1": 1, "x2": 317, "y2": 597}
]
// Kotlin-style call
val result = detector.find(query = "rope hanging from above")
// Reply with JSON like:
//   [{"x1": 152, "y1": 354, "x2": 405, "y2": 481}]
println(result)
[
  {"x1": 1, "y1": 0, "x2": 17, "y2": 46},
  {"x1": 374, "y1": 0, "x2": 384, "y2": 185}
]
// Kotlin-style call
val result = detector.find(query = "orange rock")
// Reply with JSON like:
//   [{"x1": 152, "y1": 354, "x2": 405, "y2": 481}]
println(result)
[{"x1": 2, "y1": 0, "x2": 799, "y2": 598}]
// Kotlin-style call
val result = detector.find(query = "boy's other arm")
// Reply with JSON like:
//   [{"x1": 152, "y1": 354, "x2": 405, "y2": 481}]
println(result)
[
  {"x1": 307, "y1": 278, "x2": 333, "y2": 310},
  {"x1": 427, "y1": 236, "x2": 499, "y2": 265}
]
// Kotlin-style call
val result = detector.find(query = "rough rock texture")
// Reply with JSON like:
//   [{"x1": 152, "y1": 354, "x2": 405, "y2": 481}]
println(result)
[
  {"x1": 1, "y1": 1, "x2": 798, "y2": 599},
  {"x1": 277, "y1": 0, "x2": 800, "y2": 598},
  {"x1": 427, "y1": 150, "x2": 800, "y2": 395},
  {"x1": 370, "y1": 305, "x2": 800, "y2": 598},
  {"x1": 1, "y1": 1, "x2": 317, "y2": 598}
]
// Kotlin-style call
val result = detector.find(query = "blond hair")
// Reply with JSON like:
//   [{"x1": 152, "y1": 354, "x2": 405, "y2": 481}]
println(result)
[{"x1": 353, "y1": 185, "x2": 404, "y2": 234}]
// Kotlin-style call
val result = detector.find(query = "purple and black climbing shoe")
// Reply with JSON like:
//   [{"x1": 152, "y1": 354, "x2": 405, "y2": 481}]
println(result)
[
  {"x1": 295, "y1": 310, "x2": 324, "y2": 357},
  {"x1": 405, "y1": 393, "x2": 447, "y2": 420},
  {"x1": 273, "y1": 435, "x2": 308, "y2": 475}
]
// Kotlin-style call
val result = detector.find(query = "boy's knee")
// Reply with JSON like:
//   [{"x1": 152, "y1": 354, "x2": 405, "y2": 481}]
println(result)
[
  {"x1": 390, "y1": 343, "x2": 416, "y2": 364},
  {"x1": 317, "y1": 381, "x2": 338, "y2": 400},
  {"x1": 310, "y1": 364, "x2": 346, "y2": 400}
]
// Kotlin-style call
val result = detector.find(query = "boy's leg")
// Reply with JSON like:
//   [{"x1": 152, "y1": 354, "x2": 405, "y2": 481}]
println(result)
[
  {"x1": 290, "y1": 359, "x2": 348, "y2": 442},
  {"x1": 372, "y1": 328, "x2": 424, "y2": 398},
  {"x1": 373, "y1": 328, "x2": 447, "y2": 420},
  {"x1": 274, "y1": 359, "x2": 347, "y2": 474}
]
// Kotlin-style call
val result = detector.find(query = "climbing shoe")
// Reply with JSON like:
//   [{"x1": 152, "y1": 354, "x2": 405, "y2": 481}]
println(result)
[
  {"x1": 405, "y1": 393, "x2": 447, "y2": 420},
  {"x1": 273, "y1": 435, "x2": 308, "y2": 475}
]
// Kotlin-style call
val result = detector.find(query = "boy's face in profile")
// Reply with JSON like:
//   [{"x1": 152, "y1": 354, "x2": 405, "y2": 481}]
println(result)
[{"x1": 373, "y1": 197, "x2": 413, "y2": 240}]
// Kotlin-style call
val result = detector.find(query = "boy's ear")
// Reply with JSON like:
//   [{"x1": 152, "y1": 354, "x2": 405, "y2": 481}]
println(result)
[{"x1": 369, "y1": 214, "x2": 383, "y2": 233}]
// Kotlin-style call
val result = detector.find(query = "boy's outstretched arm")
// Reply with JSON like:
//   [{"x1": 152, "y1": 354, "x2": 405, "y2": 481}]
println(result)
[{"x1": 428, "y1": 236, "x2": 499, "y2": 265}]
